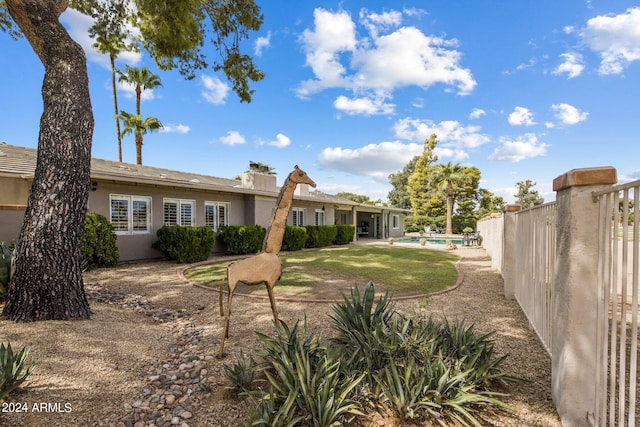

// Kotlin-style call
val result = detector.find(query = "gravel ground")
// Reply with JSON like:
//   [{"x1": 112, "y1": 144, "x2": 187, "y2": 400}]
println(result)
[{"x1": 0, "y1": 245, "x2": 561, "y2": 426}]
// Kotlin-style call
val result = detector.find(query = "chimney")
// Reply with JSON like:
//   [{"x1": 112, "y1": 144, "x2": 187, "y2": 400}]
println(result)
[{"x1": 242, "y1": 162, "x2": 277, "y2": 191}]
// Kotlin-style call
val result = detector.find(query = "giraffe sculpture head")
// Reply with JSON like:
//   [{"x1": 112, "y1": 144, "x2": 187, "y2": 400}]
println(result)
[{"x1": 289, "y1": 165, "x2": 316, "y2": 188}]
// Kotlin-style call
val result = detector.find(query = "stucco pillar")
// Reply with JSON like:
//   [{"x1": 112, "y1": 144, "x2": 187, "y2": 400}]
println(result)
[
  {"x1": 551, "y1": 166, "x2": 616, "y2": 426},
  {"x1": 501, "y1": 204, "x2": 521, "y2": 299}
]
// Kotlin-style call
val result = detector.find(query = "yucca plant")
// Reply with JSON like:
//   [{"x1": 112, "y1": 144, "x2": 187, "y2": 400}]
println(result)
[
  {"x1": 252, "y1": 319, "x2": 364, "y2": 427},
  {"x1": 223, "y1": 350, "x2": 256, "y2": 395},
  {"x1": 0, "y1": 342, "x2": 35, "y2": 402}
]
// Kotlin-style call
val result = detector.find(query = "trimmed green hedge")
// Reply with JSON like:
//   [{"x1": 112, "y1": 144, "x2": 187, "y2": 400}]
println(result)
[
  {"x1": 304, "y1": 225, "x2": 338, "y2": 248},
  {"x1": 334, "y1": 224, "x2": 355, "y2": 245},
  {"x1": 153, "y1": 226, "x2": 214, "y2": 263},
  {"x1": 282, "y1": 226, "x2": 307, "y2": 251},
  {"x1": 82, "y1": 212, "x2": 119, "y2": 269},
  {"x1": 217, "y1": 225, "x2": 266, "y2": 255}
]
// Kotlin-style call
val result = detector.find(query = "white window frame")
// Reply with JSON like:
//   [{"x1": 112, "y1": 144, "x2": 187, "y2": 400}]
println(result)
[
  {"x1": 392, "y1": 214, "x2": 400, "y2": 229},
  {"x1": 291, "y1": 208, "x2": 305, "y2": 226},
  {"x1": 163, "y1": 198, "x2": 195, "y2": 226},
  {"x1": 204, "y1": 201, "x2": 230, "y2": 231},
  {"x1": 109, "y1": 194, "x2": 152, "y2": 235},
  {"x1": 315, "y1": 209, "x2": 326, "y2": 226}
]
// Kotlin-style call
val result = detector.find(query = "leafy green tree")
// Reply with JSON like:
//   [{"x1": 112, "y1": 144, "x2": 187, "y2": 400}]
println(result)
[
  {"x1": 387, "y1": 156, "x2": 418, "y2": 209},
  {"x1": 1, "y1": 0, "x2": 264, "y2": 322},
  {"x1": 515, "y1": 180, "x2": 544, "y2": 209},
  {"x1": 454, "y1": 166, "x2": 481, "y2": 216},
  {"x1": 407, "y1": 134, "x2": 439, "y2": 215},
  {"x1": 336, "y1": 192, "x2": 371, "y2": 204},
  {"x1": 119, "y1": 111, "x2": 163, "y2": 164},
  {"x1": 477, "y1": 188, "x2": 504, "y2": 217},
  {"x1": 117, "y1": 65, "x2": 163, "y2": 164},
  {"x1": 430, "y1": 162, "x2": 467, "y2": 235},
  {"x1": 78, "y1": 0, "x2": 138, "y2": 162}
]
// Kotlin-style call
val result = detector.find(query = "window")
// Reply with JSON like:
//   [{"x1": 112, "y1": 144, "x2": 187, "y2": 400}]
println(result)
[
  {"x1": 315, "y1": 209, "x2": 326, "y2": 226},
  {"x1": 392, "y1": 214, "x2": 400, "y2": 229},
  {"x1": 109, "y1": 194, "x2": 152, "y2": 234},
  {"x1": 163, "y1": 198, "x2": 195, "y2": 226},
  {"x1": 291, "y1": 208, "x2": 305, "y2": 226},
  {"x1": 205, "y1": 201, "x2": 230, "y2": 231}
]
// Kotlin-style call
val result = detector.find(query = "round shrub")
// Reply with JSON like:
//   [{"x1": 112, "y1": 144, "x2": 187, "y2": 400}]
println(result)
[
  {"x1": 153, "y1": 226, "x2": 214, "y2": 263},
  {"x1": 82, "y1": 212, "x2": 119, "y2": 270},
  {"x1": 217, "y1": 225, "x2": 266, "y2": 255},
  {"x1": 282, "y1": 226, "x2": 307, "y2": 251}
]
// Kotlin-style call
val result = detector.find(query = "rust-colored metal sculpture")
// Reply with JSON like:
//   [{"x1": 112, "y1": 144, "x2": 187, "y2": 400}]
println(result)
[{"x1": 219, "y1": 166, "x2": 316, "y2": 357}]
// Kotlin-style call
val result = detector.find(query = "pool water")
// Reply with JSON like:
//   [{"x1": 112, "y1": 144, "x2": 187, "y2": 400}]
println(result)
[{"x1": 397, "y1": 237, "x2": 463, "y2": 245}]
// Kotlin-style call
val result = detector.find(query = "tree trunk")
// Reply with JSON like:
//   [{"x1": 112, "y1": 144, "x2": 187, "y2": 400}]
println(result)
[
  {"x1": 135, "y1": 132, "x2": 143, "y2": 165},
  {"x1": 111, "y1": 53, "x2": 123, "y2": 162},
  {"x1": 3, "y1": 0, "x2": 93, "y2": 321},
  {"x1": 446, "y1": 191, "x2": 453, "y2": 235}
]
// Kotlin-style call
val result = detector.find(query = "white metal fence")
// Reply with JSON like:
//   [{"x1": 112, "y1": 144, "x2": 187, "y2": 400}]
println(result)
[
  {"x1": 514, "y1": 202, "x2": 557, "y2": 355},
  {"x1": 593, "y1": 181, "x2": 639, "y2": 427}
]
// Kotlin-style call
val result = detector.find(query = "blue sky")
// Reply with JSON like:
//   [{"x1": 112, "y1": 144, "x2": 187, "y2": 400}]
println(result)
[{"x1": 1, "y1": 1, "x2": 639, "y2": 205}]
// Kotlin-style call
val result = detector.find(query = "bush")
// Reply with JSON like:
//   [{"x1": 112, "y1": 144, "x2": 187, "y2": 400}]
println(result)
[
  {"x1": 0, "y1": 242, "x2": 16, "y2": 301},
  {"x1": 82, "y1": 212, "x2": 119, "y2": 270},
  {"x1": 334, "y1": 224, "x2": 355, "y2": 245},
  {"x1": 282, "y1": 226, "x2": 307, "y2": 251},
  {"x1": 0, "y1": 342, "x2": 34, "y2": 402},
  {"x1": 217, "y1": 225, "x2": 265, "y2": 255},
  {"x1": 226, "y1": 281, "x2": 519, "y2": 426},
  {"x1": 248, "y1": 320, "x2": 364, "y2": 426},
  {"x1": 304, "y1": 225, "x2": 338, "y2": 248},
  {"x1": 153, "y1": 226, "x2": 214, "y2": 263}
]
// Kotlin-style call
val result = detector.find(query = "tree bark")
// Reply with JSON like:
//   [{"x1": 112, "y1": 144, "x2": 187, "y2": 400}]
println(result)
[{"x1": 2, "y1": 0, "x2": 93, "y2": 321}]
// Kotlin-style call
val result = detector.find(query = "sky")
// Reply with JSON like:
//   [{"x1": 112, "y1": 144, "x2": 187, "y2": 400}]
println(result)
[{"x1": 1, "y1": 0, "x2": 640, "y2": 205}]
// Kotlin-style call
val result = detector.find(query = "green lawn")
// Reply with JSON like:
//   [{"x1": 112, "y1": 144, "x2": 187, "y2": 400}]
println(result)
[{"x1": 184, "y1": 246, "x2": 459, "y2": 299}]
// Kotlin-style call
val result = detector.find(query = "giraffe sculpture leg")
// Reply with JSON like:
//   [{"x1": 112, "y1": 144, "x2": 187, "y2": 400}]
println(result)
[{"x1": 265, "y1": 283, "x2": 279, "y2": 324}]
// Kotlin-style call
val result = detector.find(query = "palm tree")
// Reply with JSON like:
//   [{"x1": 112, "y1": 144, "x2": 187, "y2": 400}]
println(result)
[
  {"x1": 117, "y1": 65, "x2": 163, "y2": 117},
  {"x1": 84, "y1": 0, "x2": 138, "y2": 162},
  {"x1": 430, "y1": 162, "x2": 467, "y2": 235},
  {"x1": 119, "y1": 111, "x2": 163, "y2": 165}
]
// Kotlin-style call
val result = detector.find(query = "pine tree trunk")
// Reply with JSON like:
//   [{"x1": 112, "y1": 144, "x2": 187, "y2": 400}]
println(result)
[{"x1": 2, "y1": 0, "x2": 93, "y2": 322}]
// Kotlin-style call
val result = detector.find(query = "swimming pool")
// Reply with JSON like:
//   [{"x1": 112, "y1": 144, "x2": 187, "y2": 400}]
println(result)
[{"x1": 397, "y1": 237, "x2": 463, "y2": 245}]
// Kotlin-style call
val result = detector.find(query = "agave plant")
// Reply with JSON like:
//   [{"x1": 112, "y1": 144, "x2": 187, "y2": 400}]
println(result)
[
  {"x1": 252, "y1": 319, "x2": 364, "y2": 427},
  {"x1": 0, "y1": 342, "x2": 35, "y2": 402},
  {"x1": 223, "y1": 350, "x2": 256, "y2": 395}
]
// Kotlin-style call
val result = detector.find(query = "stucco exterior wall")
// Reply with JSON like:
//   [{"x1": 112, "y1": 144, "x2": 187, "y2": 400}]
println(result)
[{"x1": 0, "y1": 176, "x2": 31, "y2": 205}]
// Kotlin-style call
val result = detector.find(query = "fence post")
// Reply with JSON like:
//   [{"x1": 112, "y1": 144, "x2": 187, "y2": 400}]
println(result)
[
  {"x1": 551, "y1": 166, "x2": 616, "y2": 426},
  {"x1": 502, "y1": 204, "x2": 521, "y2": 299}
]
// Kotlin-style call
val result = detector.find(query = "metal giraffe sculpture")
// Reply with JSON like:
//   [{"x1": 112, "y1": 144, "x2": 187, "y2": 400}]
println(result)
[{"x1": 219, "y1": 165, "x2": 316, "y2": 357}]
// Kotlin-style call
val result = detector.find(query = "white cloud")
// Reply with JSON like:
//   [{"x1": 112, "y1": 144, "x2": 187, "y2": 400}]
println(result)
[
  {"x1": 489, "y1": 134, "x2": 549, "y2": 162},
  {"x1": 296, "y1": 7, "x2": 476, "y2": 112},
  {"x1": 393, "y1": 117, "x2": 490, "y2": 150},
  {"x1": 550, "y1": 103, "x2": 588, "y2": 125},
  {"x1": 359, "y1": 8, "x2": 402, "y2": 38},
  {"x1": 267, "y1": 133, "x2": 291, "y2": 148},
  {"x1": 201, "y1": 75, "x2": 230, "y2": 105},
  {"x1": 469, "y1": 108, "x2": 486, "y2": 119},
  {"x1": 297, "y1": 8, "x2": 357, "y2": 98},
  {"x1": 553, "y1": 52, "x2": 585, "y2": 78},
  {"x1": 254, "y1": 31, "x2": 271, "y2": 56},
  {"x1": 508, "y1": 107, "x2": 536, "y2": 126},
  {"x1": 351, "y1": 26, "x2": 476, "y2": 95},
  {"x1": 218, "y1": 131, "x2": 246, "y2": 146},
  {"x1": 317, "y1": 141, "x2": 423, "y2": 181},
  {"x1": 160, "y1": 123, "x2": 190, "y2": 134},
  {"x1": 334, "y1": 95, "x2": 395, "y2": 116},
  {"x1": 61, "y1": 9, "x2": 142, "y2": 70},
  {"x1": 580, "y1": 7, "x2": 640, "y2": 75}
]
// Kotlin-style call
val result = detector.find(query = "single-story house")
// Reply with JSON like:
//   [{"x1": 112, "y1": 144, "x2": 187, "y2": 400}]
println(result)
[{"x1": 0, "y1": 143, "x2": 410, "y2": 261}]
